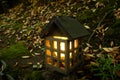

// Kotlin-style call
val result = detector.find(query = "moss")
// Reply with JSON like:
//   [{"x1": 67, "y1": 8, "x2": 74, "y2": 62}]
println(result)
[
  {"x1": 24, "y1": 71, "x2": 45, "y2": 80},
  {"x1": 0, "y1": 41, "x2": 29, "y2": 60}
]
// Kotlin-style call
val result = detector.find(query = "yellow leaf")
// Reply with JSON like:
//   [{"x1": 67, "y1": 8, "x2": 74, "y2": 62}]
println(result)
[
  {"x1": 85, "y1": 53, "x2": 94, "y2": 58},
  {"x1": 90, "y1": 61, "x2": 99, "y2": 66},
  {"x1": 103, "y1": 47, "x2": 113, "y2": 52},
  {"x1": 99, "y1": 44, "x2": 102, "y2": 49},
  {"x1": 110, "y1": 41, "x2": 114, "y2": 47},
  {"x1": 86, "y1": 43, "x2": 92, "y2": 47},
  {"x1": 105, "y1": 27, "x2": 109, "y2": 31},
  {"x1": 21, "y1": 56, "x2": 30, "y2": 59},
  {"x1": 83, "y1": 47, "x2": 89, "y2": 52},
  {"x1": 78, "y1": 76, "x2": 87, "y2": 80},
  {"x1": 84, "y1": 25, "x2": 90, "y2": 29}
]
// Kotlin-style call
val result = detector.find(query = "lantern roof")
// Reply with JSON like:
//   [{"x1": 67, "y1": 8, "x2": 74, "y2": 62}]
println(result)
[{"x1": 40, "y1": 16, "x2": 89, "y2": 40}]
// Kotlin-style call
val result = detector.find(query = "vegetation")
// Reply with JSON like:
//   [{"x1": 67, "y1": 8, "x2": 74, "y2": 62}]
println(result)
[
  {"x1": 0, "y1": 0, "x2": 120, "y2": 80},
  {"x1": 91, "y1": 54, "x2": 120, "y2": 80},
  {"x1": 0, "y1": 41, "x2": 29, "y2": 59}
]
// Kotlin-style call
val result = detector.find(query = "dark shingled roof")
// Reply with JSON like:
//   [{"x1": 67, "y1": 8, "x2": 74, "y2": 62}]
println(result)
[{"x1": 40, "y1": 16, "x2": 89, "y2": 40}]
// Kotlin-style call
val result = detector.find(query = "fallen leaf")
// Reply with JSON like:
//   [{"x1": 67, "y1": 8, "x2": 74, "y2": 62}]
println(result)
[
  {"x1": 14, "y1": 62, "x2": 18, "y2": 67},
  {"x1": 99, "y1": 44, "x2": 102, "y2": 49},
  {"x1": 83, "y1": 47, "x2": 89, "y2": 52},
  {"x1": 85, "y1": 53, "x2": 94, "y2": 58},
  {"x1": 90, "y1": 61, "x2": 99, "y2": 66},
  {"x1": 103, "y1": 47, "x2": 113, "y2": 52},
  {"x1": 116, "y1": 55, "x2": 120, "y2": 59},
  {"x1": 78, "y1": 76, "x2": 87, "y2": 80},
  {"x1": 86, "y1": 43, "x2": 92, "y2": 47},
  {"x1": 95, "y1": 2, "x2": 105, "y2": 8},
  {"x1": 110, "y1": 41, "x2": 114, "y2": 47},
  {"x1": 84, "y1": 25, "x2": 90, "y2": 29},
  {"x1": 34, "y1": 53, "x2": 40, "y2": 56},
  {"x1": 21, "y1": 56, "x2": 30, "y2": 59},
  {"x1": 116, "y1": 70, "x2": 120, "y2": 77}
]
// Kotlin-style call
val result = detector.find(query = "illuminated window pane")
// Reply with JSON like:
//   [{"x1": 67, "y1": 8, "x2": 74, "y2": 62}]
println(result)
[
  {"x1": 53, "y1": 52, "x2": 57, "y2": 58},
  {"x1": 70, "y1": 61, "x2": 72, "y2": 68},
  {"x1": 60, "y1": 42, "x2": 65, "y2": 51},
  {"x1": 60, "y1": 53, "x2": 65, "y2": 60},
  {"x1": 74, "y1": 50, "x2": 77, "y2": 54},
  {"x1": 74, "y1": 40, "x2": 78, "y2": 48},
  {"x1": 46, "y1": 49, "x2": 51, "y2": 56},
  {"x1": 46, "y1": 40, "x2": 50, "y2": 47},
  {"x1": 69, "y1": 41, "x2": 72, "y2": 50},
  {"x1": 46, "y1": 57, "x2": 52, "y2": 65},
  {"x1": 53, "y1": 41, "x2": 57, "y2": 49},
  {"x1": 70, "y1": 52, "x2": 72, "y2": 59}
]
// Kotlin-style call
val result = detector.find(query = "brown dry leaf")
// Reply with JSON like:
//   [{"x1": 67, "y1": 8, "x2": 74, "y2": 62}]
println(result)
[
  {"x1": 113, "y1": 46, "x2": 119, "y2": 51},
  {"x1": 95, "y1": 2, "x2": 105, "y2": 8},
  {"x1": 111, "y1": 46, "x2": 119, "y2": 54},
  {"x1": 37, "y1": 27, "x2": 42, "y2": 33},
  {"x1": 59, "y1": 0, "x2": 65, "y2": 3},
  {"x1": 78, "y1": 76, "x2": 87, "y2": 80},
  {"x1": 116, "y1": 70, "x2": 120, "y2": 77},
  {"x1": 116, "y1": 55, "x2": 120, "y2": 59},
  {"x1": 4, "y1": 29, "x2": 11, "y2": 34},
  {"x1": 114, "y1": 8, "x2": 120, "y2": 19}
]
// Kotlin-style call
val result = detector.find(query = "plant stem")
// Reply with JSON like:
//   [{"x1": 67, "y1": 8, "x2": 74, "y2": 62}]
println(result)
[{"x1": 87, "y1": 10, "x2": 112, "y2": 43}]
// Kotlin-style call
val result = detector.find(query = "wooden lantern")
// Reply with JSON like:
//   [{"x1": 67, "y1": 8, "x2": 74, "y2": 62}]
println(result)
[{"x1": 40, "y1": 16, "x2": 89, "y2": 74}]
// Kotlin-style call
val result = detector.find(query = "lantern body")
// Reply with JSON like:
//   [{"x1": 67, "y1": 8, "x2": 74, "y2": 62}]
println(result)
[
  {"x1": 45, "y1": 36, "x2": 82, "y2": 74},
  {"x1": 40, "y1": 16, "x2": 89, "y2": 74}
]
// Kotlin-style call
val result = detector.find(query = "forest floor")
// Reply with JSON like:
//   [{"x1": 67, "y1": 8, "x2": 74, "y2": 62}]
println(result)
[{"x1": 0, "y1": 0, "x2": 120, "y2": 80}]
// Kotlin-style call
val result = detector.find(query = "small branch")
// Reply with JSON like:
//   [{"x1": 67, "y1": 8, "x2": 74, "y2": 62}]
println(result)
[{"x1": 87, "y1": 10, "x2": 112, "y2": 43}]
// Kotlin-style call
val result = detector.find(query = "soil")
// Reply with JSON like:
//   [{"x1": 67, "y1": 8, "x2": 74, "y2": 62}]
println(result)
[{"x1": 5, "y1": 54, "x2": 44, "y2": 70}]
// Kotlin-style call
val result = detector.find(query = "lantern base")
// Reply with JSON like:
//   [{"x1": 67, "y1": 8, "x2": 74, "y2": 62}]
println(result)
[
  {"x1": 43, "y1": 56, "x2": 84, "y2": 80},
  {"x1": 42, "y1": 70, "x2": 78, "y2": 80},
  {"x1": 45, "y1": 51, "x2": 84, "y2": 75}
]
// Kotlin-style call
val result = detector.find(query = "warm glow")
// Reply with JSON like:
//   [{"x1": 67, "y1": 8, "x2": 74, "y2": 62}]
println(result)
[
  {"x1": 69, "y1": 40, "x2": 78, "y2": 50},
  {"x1": 46, "y1": 49, "x2": 51, "y2": 56},
  {"x1": 74, "y1": 40, "x2": 78, "y2": 48},
  {"x1": 70, "y1": 52, "x2": 72, "y2": 59},
  {"x1": 60, "y1": 42, "x2": 65, "y2": 51},
  {"x1": 60, "y1": 53, "x2": 65, "y2": 60},
  {"x1": 46, "y1": 40, "x2": 50, "y2": 47},
  {"x1": 50, "y1": 36, "x2": 78, "y2": 65},
  {"x1": 53, "y1": 36, "x2": 68, "y2": 40},
  {"x1": 53, "y1": 52, "x2": 57, "y2": 57},
  {"x1": 46, "y1": 57, "x2": 52, "y2": 65},
  {"x1": 53, "y1": 41, "x2": 57, "y2": 49},
  {"x1": 53, "y1": 52, "x2": 65, "y2": 60},
  {"x1": 69, "y1": 41, "x2": 72, "y2": 50}
]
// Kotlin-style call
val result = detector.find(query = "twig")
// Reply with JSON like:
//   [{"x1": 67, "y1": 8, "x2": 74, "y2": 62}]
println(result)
[{"x1": 87, "y1": 10, "x2": 112, "y2": 43}]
